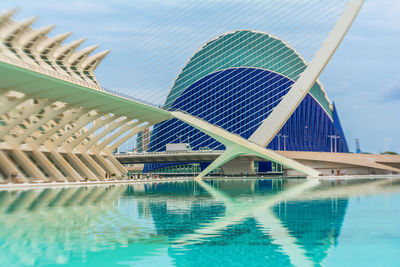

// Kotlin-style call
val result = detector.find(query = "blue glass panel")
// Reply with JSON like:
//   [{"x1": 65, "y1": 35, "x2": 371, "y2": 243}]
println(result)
[{"x1": 145, "y1": 68, "x2": 348, "y2": 173}]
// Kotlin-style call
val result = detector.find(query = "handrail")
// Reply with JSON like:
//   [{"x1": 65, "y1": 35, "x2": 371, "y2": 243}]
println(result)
[
  {"x1": 0, "y1": 54, "x2": 163, "y2": 109},
  {"x1": 114, "y1": 150, "x2": 226, "y2": 157},
  {"x1": 101, "y1": 86, "x2": 163, "y2": 108}
]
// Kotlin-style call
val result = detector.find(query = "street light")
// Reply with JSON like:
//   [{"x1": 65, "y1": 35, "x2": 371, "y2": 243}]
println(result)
[
  {"x1": 328, "y1": 135, "x2": 340, "y2": 153},
  {"x1": 334, "y1": 135, "x2": 340, "y2": 153},
  {"x1": 277, "y1": 133, "x2": 282, "y2": 150},
  {"x1": 282, "y1": 135, "x2": 289, "y2": 151}
]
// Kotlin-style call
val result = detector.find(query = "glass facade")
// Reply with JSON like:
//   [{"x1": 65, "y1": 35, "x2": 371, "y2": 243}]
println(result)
[{"x1": 145, "y1": 30, "x2": 349, "y2": 173}]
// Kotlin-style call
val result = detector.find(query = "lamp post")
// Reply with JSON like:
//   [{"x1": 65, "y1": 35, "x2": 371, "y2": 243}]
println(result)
[
  {"x1": 328, "y1": 135, "x2": 340, "y2": 153},
  {"x1": 277, "y1": 133, "x2": 282, "y2": 150},
  {"x1": 328, "y1": 135, "x2": 335, "y2": 152},
  {"x1": 334, "y1": 135, "x2": 340, "y2": 153},
  {"x1": 282, "y1": 135, "x2": 289, "y2": 151}
]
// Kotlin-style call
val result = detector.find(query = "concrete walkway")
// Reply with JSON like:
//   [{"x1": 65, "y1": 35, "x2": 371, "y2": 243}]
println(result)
[{"x1": 1, "y1": 174, "x2": 399, "y2": 190}]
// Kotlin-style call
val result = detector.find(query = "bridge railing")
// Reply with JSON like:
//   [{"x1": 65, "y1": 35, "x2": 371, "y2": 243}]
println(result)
[
  {"x1": 114, "y1": 150, "x2": 225, "y2": 157},
  {"x1": 0, "y1": 54, "x2": 163, "y2": 109},
  {"x1": 101, "y1": 87, "x2": 163, "y2": 108}
]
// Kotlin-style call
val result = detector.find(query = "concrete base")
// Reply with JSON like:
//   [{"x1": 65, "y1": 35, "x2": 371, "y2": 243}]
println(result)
[
  {"x1": 285, "y1": 160, "x2": 394, "y2": 177},
  {"x1": 0, "y1": 148, "x2": 127, "y2": 182},
  {"x1": 221, "y1": 159, "x2": 255, "y2": 175}
]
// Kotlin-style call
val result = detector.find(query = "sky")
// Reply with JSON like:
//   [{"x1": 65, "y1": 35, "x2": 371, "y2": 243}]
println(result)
[{"x1": 0, "y1": 0, "x2": 399, "y2": 153}]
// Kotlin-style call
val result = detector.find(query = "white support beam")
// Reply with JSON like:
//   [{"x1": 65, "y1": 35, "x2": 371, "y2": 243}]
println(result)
[
  {"x1": 104, "y1": 151, "x2": 127, "y2": 174},
  {"x1": 32, "y1": 109, "x2": 86, "y2": 147},
  {"x1": 48, "y1": 151, "x2": 83, "y2": 182},
  {"x1": 92, "y1": 154, "x2": 123, "y2": 177},
  {"x1": 66, "y1": 114, "x2": 115, "y2": 149},
  {"x1": 14, "y1": 104, "x2": 69, "y2": 144},
  {"x1": 64, "y1": 151, "x2": 98, "y2": 181},
  {"x1": 95, "y1": 121, "x2": 141, "y2": 152},
  {"x1": 52, "y1": 111, "x2": 102, "y2": 147},
  {"x1": 172, "y1": 111, "x2": 320, "y2": 178},
  {"x1": 79, "y1": 153, "x2": 106, "y2": 178},
  {"x1": 0, "y1": 93, "x2": 28, "y2": 117},
  {"x1": 106, "y1": 125, "x2": 147, "y2": 153},
  {"x1": 81, "y1": 117, "x2": 131, "y2": 150},
  {"x1": 30, "y1": 150, "x2": 66, "y2": 182},
  {"x1": 249, "y1": 0, "x2": 364, "y2": 147},
  {"x1": 196, "y1": 145, "x2": 247, "y2": 179},
  {"x1": 10, "y1": 149, "x2": 47, "y2": 181},
  {"x1": 0, "y1": 99, "x2": 50, "y2": 137},
  {"x1": 0, "y1": 150, "x2": 26, "y2": 181}
]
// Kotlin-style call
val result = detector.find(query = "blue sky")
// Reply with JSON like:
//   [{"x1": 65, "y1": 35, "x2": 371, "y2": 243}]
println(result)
[{"x1": 1, "y1": 0, "x2": 399, "y2": 153}]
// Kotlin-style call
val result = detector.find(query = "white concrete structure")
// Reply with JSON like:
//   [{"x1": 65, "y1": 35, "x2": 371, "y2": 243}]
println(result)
[
  {"x1": 0, "y1": 9, "x2": 171, "y2": 182},
  {"x1": 0, "y1": 1, "x2": 364, "y2": 183}
]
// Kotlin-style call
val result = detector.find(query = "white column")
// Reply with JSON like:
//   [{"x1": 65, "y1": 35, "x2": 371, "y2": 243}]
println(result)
[{"x1": 249, "y1": 0, "x2": 364, "y2": 148}]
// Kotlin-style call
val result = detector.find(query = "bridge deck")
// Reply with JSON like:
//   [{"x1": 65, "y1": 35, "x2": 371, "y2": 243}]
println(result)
[{"x1": 115, "y1": 151, "x2": 400, "y2": 174}]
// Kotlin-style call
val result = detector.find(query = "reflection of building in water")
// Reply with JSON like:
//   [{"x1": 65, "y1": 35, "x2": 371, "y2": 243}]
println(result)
[
  {"x1": 2, "y1": 180, "x2": 397, "y2": 266},
  {"x1": 0, "y1": 185, "x2": 160, "y2": 265},
  {"x1": 133, "y1": 180, "x2": 348, "y2": 266}
]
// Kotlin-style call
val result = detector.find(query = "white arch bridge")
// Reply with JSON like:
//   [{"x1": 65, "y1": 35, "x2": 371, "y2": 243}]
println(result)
[{"x1": 0, "y1": 1, "x2": 375, "y2": 183}]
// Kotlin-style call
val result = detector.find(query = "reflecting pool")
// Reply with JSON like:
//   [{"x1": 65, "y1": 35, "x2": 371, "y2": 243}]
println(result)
[{"x1": 0, "y1": 178, "x2": 400, "y2": 266}]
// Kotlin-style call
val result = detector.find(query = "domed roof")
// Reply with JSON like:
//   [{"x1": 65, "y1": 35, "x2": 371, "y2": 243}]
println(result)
[{"x1": 165, "y1": 30, "x2": 333, "y2": 119}]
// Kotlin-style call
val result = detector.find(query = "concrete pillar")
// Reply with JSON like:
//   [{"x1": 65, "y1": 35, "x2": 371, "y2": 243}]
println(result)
[
  {"x1": 105, "y1": 151, "x2": 127, "y2": 175},
  {"x1": 93, "y1": 154, "x2": 123, "y2": 177},
  {"x1": 10, "y1": 149, "x2": 47, "y2": 181},
  {"x1": 80, "y1": 153, "x2": 106, "y2": 179},
  {"x1": 49, "y1": 151, "x2": 83, "y2": 182},
  {"x1": 30, "y1": 150, "x2": 66, "y2": 182},
  {"x1": 64, "y1": 151, "x2": 98, "y2": 181},
  {"x1": 0, "y1": 150, "x2": 27, "y2": 182}
]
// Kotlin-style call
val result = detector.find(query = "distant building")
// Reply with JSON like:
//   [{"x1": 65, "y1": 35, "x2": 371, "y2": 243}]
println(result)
[{"x1": 137, "y1": 128, "x2": 151, "y2": 152}]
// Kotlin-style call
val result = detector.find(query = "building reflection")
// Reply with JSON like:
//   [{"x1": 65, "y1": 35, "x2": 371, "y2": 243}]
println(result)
[{"x1": 0, "y1": 179, "x2": 398, "y2": 266}]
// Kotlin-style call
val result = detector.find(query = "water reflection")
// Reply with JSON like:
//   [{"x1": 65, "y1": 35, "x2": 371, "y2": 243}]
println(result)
[{"x1": 0, "y1": 178, "x2": 399, "y2": 266}]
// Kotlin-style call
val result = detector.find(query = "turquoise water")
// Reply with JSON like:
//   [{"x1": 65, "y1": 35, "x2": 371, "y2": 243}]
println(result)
[{"x1": 0, "y1": 178, "x2": 399, "y2": 266}]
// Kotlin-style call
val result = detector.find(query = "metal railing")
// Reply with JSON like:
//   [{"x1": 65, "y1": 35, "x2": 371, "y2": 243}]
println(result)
[
  {"x1": 0, "y1": 54, "x2": 163, "y2": 109},
  {"x1": 101, "y1": 86, "x2": 163, "y2": 108},
  {"x1": 114, "y1": 150, "x2": 225, "y2": 157}
]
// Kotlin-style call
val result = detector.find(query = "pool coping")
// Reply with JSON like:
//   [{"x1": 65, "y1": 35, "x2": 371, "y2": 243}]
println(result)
[{"x1": 1, "y1": 174, "x2": 399, "y2": 190}]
